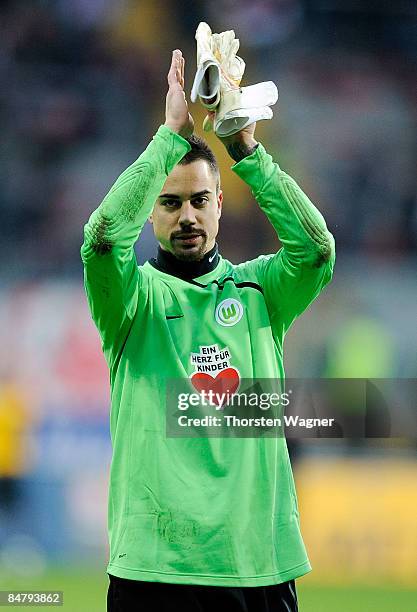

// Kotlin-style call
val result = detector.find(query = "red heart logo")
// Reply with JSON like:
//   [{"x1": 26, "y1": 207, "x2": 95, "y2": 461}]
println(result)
[{"x1": 191, "y1": 368, "x2": 240, "y2": 406}]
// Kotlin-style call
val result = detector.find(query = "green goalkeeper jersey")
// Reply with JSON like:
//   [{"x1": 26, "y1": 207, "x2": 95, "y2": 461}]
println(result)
[{"x1": 81, "y1": 125, "x2": 335, "y2": 586}]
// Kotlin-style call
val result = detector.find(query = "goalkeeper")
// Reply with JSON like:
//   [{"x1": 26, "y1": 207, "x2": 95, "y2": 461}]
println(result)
[{"x1": 81, "y1": 49, "x2": 335, "y2": 612}]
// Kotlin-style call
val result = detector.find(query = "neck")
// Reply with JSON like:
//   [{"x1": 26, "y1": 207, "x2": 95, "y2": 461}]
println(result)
[{"x1": 150, "y1": 244, "x2": 219, "y2": 280}]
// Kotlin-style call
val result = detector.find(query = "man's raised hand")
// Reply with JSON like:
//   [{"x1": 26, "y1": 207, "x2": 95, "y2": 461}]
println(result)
[
  {"x1": 206, "y1": 110, "x2": 258, "y2": 162},
  {"x1": 165, "y1": 50, "x2": 194, "y2": 138}
]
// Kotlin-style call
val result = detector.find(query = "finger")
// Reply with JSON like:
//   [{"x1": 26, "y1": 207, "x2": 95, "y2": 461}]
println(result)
[
  {"x1": 167, "y1": 49, "x2": 181, "y2": 87},
  {"x1": 188, "y1": 112, "x2": 195, "y2": 131},
  {"x1": 176, "y1": 60, "x2": 182, "y2": 83},
  {"x1": 180, "y1": 56, "x2": 185, "y2": 88},
  {"x1": 167, "y1": 51, "x2": 177, "y2": 86},
  {"x1": 175, "y1": 54, "x2": 182, "y2": 85},
  {"x1": 203, "y1": 115, "x2": 213, "y2": 132}
]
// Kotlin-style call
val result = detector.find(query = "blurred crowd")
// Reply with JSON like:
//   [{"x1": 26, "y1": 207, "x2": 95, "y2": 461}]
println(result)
[
  {"x1": 0, "y1": 1, "x2": 416, "y2": 575},
  {"x1": 0, "y1": 0, "x2": 416, "y2": 279}
]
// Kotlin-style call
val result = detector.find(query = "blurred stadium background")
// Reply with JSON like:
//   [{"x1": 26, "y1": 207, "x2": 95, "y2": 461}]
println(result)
[{"x1": 0, "y1": 0, "x2": 416, "y2": 610}]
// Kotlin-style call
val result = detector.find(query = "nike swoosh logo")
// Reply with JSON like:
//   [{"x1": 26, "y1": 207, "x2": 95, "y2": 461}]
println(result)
[
  {"x1": 166, "y1": 314, "x2": 184, "y2": 320},
  {"x1": 209, "y1": 254, "x2": 216, "y2": 262}
]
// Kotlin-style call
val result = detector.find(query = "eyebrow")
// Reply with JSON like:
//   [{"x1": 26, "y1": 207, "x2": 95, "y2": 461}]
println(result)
[{"x1": 158, "y1": 189, "x2": 212, "y2": 199}]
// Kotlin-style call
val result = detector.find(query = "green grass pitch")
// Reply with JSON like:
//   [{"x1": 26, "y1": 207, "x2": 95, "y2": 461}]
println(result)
[{"x1": 1, "y1": 570, "x2": 416, "y2": 611}]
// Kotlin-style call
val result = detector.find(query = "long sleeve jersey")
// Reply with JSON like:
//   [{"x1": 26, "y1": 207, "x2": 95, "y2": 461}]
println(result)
[{"x1": 81, "y1": 125, "x2": 335, "y2": 586}]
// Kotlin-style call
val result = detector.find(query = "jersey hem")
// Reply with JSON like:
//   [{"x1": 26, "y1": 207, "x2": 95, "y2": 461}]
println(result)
[{"x1": 106, "y1": 560, "x2": 312, "y2": 587}]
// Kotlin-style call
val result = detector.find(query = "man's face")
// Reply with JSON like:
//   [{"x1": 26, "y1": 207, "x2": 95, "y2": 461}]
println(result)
[{"x1": 149, "y1": 160, "x2": 223, "y2": 261}]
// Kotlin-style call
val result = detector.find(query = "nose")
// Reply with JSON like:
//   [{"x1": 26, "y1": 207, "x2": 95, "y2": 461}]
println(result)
[{"x1": 178, "y1": 200, "x2": 197, "y2": 226}]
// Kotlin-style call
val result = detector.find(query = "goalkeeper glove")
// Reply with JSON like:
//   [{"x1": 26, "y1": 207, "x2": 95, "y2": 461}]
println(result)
[{"x1": 191, "y1": 22, "x2": 278, "y2": 137}]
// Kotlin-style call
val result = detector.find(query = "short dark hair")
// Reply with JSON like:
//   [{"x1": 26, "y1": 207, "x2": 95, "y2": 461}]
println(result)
[{"x1": 179, "y1": 135, "x2": 220, "y2": 191}]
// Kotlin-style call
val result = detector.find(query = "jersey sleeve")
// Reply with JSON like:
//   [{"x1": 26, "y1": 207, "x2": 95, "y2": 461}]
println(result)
[
  {"x1": 80, "y1": 125, "x2": 191, "y2": 366},
  {"x1": 232, "y1": 143, "x2": 335, "y2": 336}
]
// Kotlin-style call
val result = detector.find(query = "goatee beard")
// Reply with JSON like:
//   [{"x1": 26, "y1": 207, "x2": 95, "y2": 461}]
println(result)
[
  {"x1": 173, "y1": 243, "x2": 207, "y2": 261},
  {"x1": 170, "y1": 233, "x2": 207, "y2": 261}
]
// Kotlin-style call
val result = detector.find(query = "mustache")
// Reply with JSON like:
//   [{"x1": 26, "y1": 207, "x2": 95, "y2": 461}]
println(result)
[{"x1": 171, "y1": 229, "x2": 207, "y2": 240}]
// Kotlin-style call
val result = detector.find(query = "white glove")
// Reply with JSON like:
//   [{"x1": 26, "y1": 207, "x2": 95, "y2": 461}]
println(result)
[
  {"x1": 190, "y1": 22, "x2": 222, "y2": 109},
  {"x1": 191, "y1": 22, "x2": 278, "y2": 137}
]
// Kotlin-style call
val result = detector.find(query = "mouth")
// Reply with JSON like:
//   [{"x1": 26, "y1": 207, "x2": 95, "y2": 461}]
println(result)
[{"x1": 173, "y1": 233, "x2": 204, "y2": 246}]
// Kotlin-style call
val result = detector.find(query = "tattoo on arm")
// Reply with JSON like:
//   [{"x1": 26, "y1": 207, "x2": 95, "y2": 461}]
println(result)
[{"x1": 226, "y1": 142, "x2": 259, "y2": 162}]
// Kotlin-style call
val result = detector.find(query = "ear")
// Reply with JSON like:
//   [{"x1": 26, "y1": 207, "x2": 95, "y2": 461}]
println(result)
[{"x1": 217, "y1": 190, "x2": 223, "y2": 219}]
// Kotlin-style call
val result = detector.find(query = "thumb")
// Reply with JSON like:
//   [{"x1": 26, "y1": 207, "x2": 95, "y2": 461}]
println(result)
[{"x1": 203, "y1": 110, "x2": 215, "y2": 133}]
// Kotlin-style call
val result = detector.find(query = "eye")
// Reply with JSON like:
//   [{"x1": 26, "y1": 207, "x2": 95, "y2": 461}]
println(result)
[
  {"x1": 192, "y1": 196, "x2": 208, "y2": 207},
  {"x1": 162, "y1": 199, "x2": 180, "y2": 209}
]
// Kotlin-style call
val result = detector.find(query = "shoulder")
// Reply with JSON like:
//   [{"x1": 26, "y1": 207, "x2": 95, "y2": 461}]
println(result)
[{"x1": 223, "y1": 254, "x2": 276, "y2": 283}]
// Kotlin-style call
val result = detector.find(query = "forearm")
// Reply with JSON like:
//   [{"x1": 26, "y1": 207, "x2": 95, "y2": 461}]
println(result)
[
  {"x1": 80, "y1": 125, "x2": 190, "y2": 363},
  {"x1": 81, "y1": 125, "x2": 191, "y2": 261},
  {"x1": 232, "y1": 144, "x2": 334, "y2": 267}
]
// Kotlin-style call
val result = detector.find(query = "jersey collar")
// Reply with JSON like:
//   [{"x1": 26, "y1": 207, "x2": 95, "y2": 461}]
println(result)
[{"x1": 148, "y1": 244, "x2": 220, "y2": 281}]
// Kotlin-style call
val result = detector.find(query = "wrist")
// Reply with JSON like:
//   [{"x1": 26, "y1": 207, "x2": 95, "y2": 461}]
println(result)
[
  {"x1": 164, "y1": 121, "x2": 181, "y2": 134},
  {"x1": 238, "y1": 135, "x2": 258, "y2": 149},
  {"x1": 225, "y1": 139, "x2": 259, "y2": 163},
  {"x1": 164, "y1": 122, "x2": 193, "y2": 140}
]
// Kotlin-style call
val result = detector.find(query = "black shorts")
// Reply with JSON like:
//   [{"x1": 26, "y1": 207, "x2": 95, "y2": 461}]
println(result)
[{"x1": 107, "y1": 574, "x2": 298, "y2": 612}]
